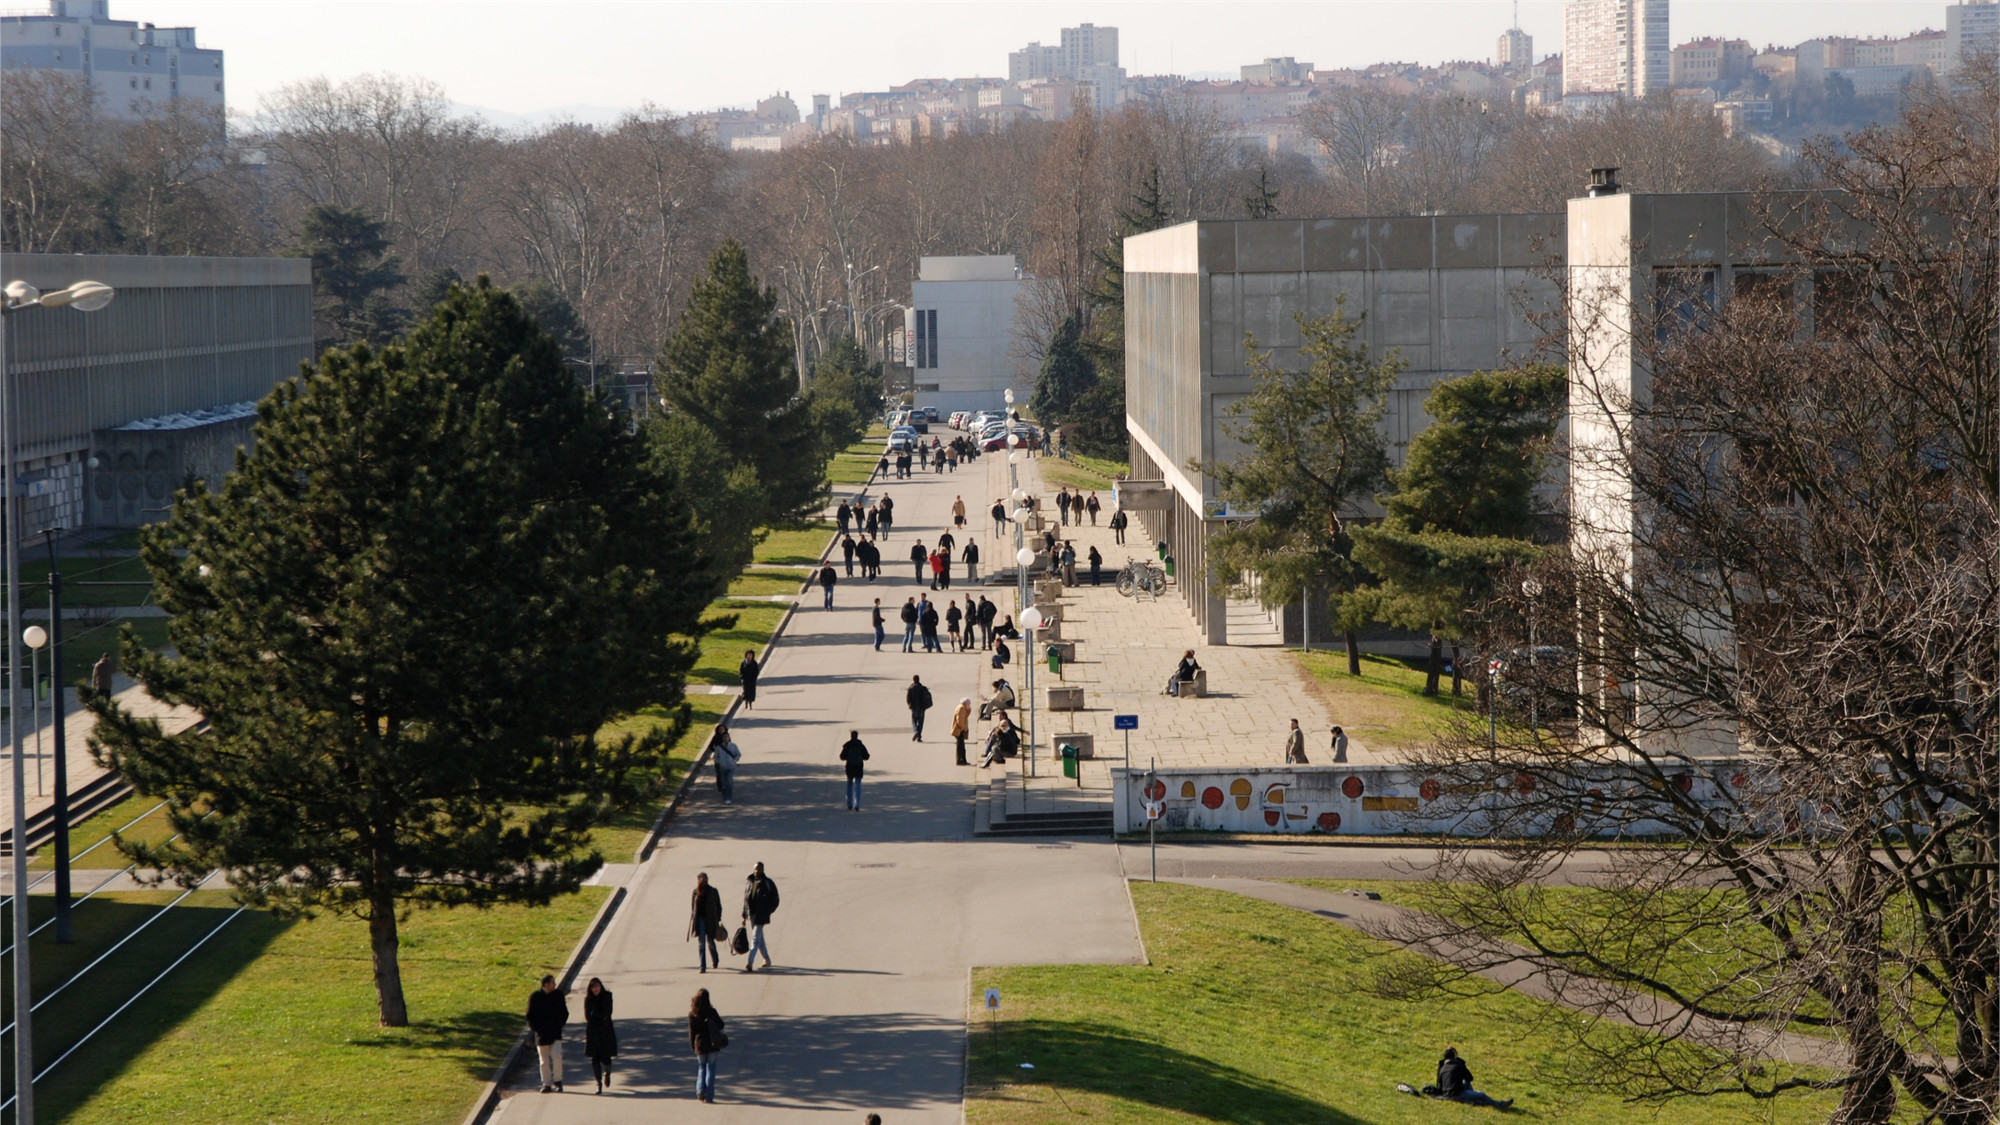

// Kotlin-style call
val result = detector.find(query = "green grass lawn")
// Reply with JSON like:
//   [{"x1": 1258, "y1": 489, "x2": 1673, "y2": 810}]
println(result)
[
  {"x1": 27, "y1": 790, "x2": 171, "y2": 872},
  {"x1": 753, "y1": 522, "x2": 836, "y2": 566},
  {"x1": 54, "y1": 616, "x2": 172, "y2": 688},
  {"x1": 690, "y1": 602, "x2": 788, "y2": 685},
  {"x1": 726, "y1": 569, "x2": 809, "y2": 598},
  {"x1": 968, "y1": 880, "x2": 1839, "y2": 1125},
  {"x1": 12, "y1": 555, "x2": 156, "y2": 607},
  {"x1": 590, "y1": 693, "x2": 728, "y2": 859},
  {"x1": 1036, "y1": 453, "x2": 1127, "y2": 493},
  {"x1": 38, "y1": 887, "x2": 607, "y2": 1125},
  {"x1": 1296, "y1": 650, "x2": 1483, "y2": 752}
]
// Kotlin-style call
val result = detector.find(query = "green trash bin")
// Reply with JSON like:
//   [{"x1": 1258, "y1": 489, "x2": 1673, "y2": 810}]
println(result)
[
  {"x1": 1162, "y1": 553, "x2": 1176, "y2": 580},
  {"x1": 1047, "y1": 644, "x2": 1062, "y2": 676},
  {"x1": 1060, "y1": 743, "x2": 1080, "y2": 781}
]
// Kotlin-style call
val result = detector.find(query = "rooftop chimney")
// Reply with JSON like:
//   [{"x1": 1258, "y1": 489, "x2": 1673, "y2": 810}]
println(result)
[{"x1": 1587, "y1": 167, "x2": 1622, "y2": 197}]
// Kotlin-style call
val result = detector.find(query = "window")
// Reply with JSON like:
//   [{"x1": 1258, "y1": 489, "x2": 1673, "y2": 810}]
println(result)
[
  {"x1": 128, "y1": 77, "x2": 136, "y2": 88},
  {"x1": 925, "y1": 310, "x2": 938, "y2": 368},
  {"x1": 213, "y1": 81, "x2": 221, "y2": 91},
  {"x1": 128, "y1": 52, "x2": 135, "y2": 62},
  {"x1": 52, "y1": 24, "x2": 60, "y2": 37},
  {"x1": 53, "y1": 48, "x2": 61, "y2": 60},
  {"x1": 913, "y1": 309, "x2": 929, "y2": 369},
  {"x1": 142, "y1": 78, "x2": 150, "y2": 89}
]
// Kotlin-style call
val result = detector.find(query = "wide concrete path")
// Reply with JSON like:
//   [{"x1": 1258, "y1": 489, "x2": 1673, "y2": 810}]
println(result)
[{"x1": 493, "y1": 449, "x2": 1143, "y2": 1123}]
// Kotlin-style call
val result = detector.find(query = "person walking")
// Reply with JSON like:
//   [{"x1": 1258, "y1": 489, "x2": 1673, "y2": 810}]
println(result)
[
  {"x1": 1056, "y1": 487, "x2": 1072, "y2": 525},
  {"x1": 900, "y1": 597, "x2": 918, "y2": 652},
  {"x1": 960, "y1": 596, "x2": 980, "y2": 651},
  {"x1": 919, "y1": 598, "x2": 941, "y2": 653},
  {"x1": 945, "y1": 600, "x2": 963, "y2": 649},
  {"x1": 991, "y1": 499, "x2": 1007, "y2": 538},
  {"x1": 839, "y1": 729, "x2": 870, "y2": 810},
  {"x1": 1088, "y1": 545, "x2": 1103, "y2": 586},
  {"x1": 939, "y1": 547, "x2": 953, "y2": 590},
  {"x1": 978, "y1": 595, "x2": 998, "y2": 649},
  {"x1": 1061, "y1": 541, "x2": 1078, "y2": 586},
  {"x1": 860, "y1": 538, "x2": 880, "y2": 581},
  {"x1": 1110, "y1": 508, "x2": 1128, "y2": 545},
  {"x1": 689, "y1": 872, "x2": 724, "y2": 971},
  {"x1": 962, "y1": 539, "x2": 980, "y2": 583},
  {"x1": 713, "y1": 724, "x2": 740, "y2": 805},
  {"x1": 937, "y1": 528, "x2": 955, "y2": 557},
  {"x1": 906, "y1": 675, "x2": 934, "y2": 741},
  {"x1": 952, "y1": 495, "x2": 967, "y2": 529},
  {"x1": 865, "y1": 505, "x2": 880, "y2": 538},
  {"x1": 741, "y1": 862, "x2": 778, "y2": 971},
  {"x1": 1284, "y1": 718, "x2": 1309, "y2": 764},
  {"x1": 879, "y1": 494, "x2": 894, "y2": 534},
  {"x1": 841, "y1": 534, "x2": 857, "y2": 576},
  {"x1": 871, "y1": 598, "x2": 886, "y2": 651},
  {"x1": 836, "y1": 500, "x2": 852, "y2": 536},
  {"x1": 909, "y1": 540, "x2": 928, "y2": 583},
  {"x1": 738, "y1": 651, "x2": 760, "y2": 709},
  {"x1": 584, "y1": 978, "x2": 617, "y2": 1094},
  {"x1": 1331, "y1": 725, "x2": 1349, "y2": 763},
  {"x1": 950, "y1": 697, "x2": 973, "y2": 765},
  {"x1": 526, "y1": 974, "x2": 569, "y2": 1094},
  {"x1": 689, "y1": 989, "x2": 725, "y2": 1103},
  {"x1": 1085, "y1": 492, "x2": 1101, "y2": 525},
  {"x1": 928, "y1": 548, "x2": 944, "y2": 590},
  {"x1": 819, "y1": 561, "x2": 838, "y2": 608}
]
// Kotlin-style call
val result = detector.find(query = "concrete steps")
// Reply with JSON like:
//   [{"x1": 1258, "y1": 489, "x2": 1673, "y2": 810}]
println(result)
[
  {"x1": 1224, "y1": 597, "x2": 1284, "y2": 647},
  {"x1": 974, "y1": 770, "x2": 1113, "y2": 838}
]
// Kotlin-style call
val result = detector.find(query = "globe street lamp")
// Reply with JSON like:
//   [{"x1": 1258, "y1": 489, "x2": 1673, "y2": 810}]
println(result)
[
  {"x1": 21, "y1": 629, "x2": 44, "y2": 801},
  {"x1": 1019, "y1": 603, "x2": 1045, "y2": 775},
  {"x1": 2, "y1": 276, "x2": 115, "y2": 1125}
]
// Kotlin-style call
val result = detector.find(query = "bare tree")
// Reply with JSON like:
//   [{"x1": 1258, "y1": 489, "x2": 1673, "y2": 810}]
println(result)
[
  {"x1": 1, "y1": 70, "x2": 106, "y2": 252},
  {"x1": 1389, "y1": 67, "x2": 1997, "y2": 1125},
  {"x1": 1302, "y1": 87, "x2": 1407, "y2": 214}
]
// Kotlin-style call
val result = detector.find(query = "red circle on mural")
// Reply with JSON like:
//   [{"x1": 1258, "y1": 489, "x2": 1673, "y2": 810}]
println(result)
[
  {"x1": 1420, "y1": 779, "x2": 1441, "y2": 803},
  {"x1": 1143, "y1": 779, "x2": 1166, "y2": 801},
  {"x1": 1672, "y1": 774, "x2": 1694, "y2": 794},
  {"x1": 1318, "y1": 811, "x2": 1341, "y2": 832},
  {"x1": 1263, "y1": 809, "x2": 1281, "y2": 827},
  {"x1": 1514, "y1": 772, "x2": 1537, "y2": 795},
  {"x1": 1730, "y1": 772, "x2": 1748, "y2": 789},
  {"x1": 1341, "y1": 776, "x2": 1364, "y2": 799},
  {"x1": 1553, "y1": 812, "x2": 1576, "y2": 835},
  {"x1": 1201, "y1": 786, "x2": 1224, "y2": 809},
  {"x1": 1587, "y1": 788, "x2": 1605, "y2": 801}
]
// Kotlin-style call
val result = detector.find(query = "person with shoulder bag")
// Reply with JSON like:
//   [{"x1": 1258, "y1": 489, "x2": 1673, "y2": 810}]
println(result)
[
  {"x1": 690, "y1": 988, "x2": 726, "y2": 1103},
  {"x1": 712, "y1": 724, "x2": 741, "y2": 806},
  {"x1": 583, "y1": 977, "x2": 617, "y2": 1094},
  {"x1": 740, "y1": 862, "x2": 779, "y2": 971},
  {"x1": 688, "y1": 872, "x2": 724, "y2": 972}
]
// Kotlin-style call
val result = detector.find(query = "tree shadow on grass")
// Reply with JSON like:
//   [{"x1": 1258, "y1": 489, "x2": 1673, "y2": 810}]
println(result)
[
  {"x1": 971, "y1": 1018, "x2": 1379, "y2": 1125},
  {"x1": 345, "y1": 1008, "x2": 522, "y2": 1080}
]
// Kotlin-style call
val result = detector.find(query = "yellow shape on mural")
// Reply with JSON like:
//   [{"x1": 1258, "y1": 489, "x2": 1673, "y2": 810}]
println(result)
[
  {"x1": 1230, "y1": 777, "x2": 1252, "y2": 810},
  {"x1": 1180, "y1": 780, "x2": 1197, "y2": 799}
]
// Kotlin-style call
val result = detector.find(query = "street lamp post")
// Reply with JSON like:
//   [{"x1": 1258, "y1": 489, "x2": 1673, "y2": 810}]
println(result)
[
  {"x1": 2, "y1": 277, "x2": 116, "y2": 1125},
  {"x1": 1521, "y1": 577, "x2": 1543, "y2": 732},
  {"x1": 36, "y1": 530, "x2": 70, "y2": 944}
]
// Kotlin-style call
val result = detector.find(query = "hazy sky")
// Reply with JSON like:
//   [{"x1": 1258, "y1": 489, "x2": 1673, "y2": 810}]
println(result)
[{"x1": 134, "y1": 0, "x2": 1950, "y2": 120}]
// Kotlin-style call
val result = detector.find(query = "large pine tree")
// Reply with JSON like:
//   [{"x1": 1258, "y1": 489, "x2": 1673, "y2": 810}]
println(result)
[
  {"x1": 90, "y1": 280, "x2": 718, "y2": 1026},
  {"x1": 657, "y1": 239, "x2": 825, "y2": 525}
]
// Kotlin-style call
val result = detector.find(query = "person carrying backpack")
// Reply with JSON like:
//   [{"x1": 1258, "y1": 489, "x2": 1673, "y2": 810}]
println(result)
[
  {"x1": 689, "y1": 988, "x2": 725, "y2": 1102},
  {"x1": 740, "y1": 863, "x2": 778, "y2": 972},
  {"x1": 907, "y1": 674, "x2": 934, "y2": 740},
  {"x1": 840, "y1": 729, "x2": 870, "y2": 810}
]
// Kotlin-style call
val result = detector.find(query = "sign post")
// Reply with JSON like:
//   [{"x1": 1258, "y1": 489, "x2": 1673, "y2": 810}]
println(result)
[
  {"x1": 1144, "y1": 757, "x2": 1161, "y2": 882},
  {"x1": 1114, "y1": 713, "x2": 1137, "y2": 770},
  {"x1": 984, "y1": 987, "x2": 1000, "y2": 1043}
]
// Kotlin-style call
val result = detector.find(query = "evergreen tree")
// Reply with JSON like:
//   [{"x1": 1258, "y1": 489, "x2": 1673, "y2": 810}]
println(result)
[
  {"x1": 513, "y1": 280, "x2": 595, "y2": 368},
  {"x1": 408, "y1": 265, "x2": 463, "y2": 322},
  {"x1": 89, "y1": 280, "x2": 718, "y2": 1027},
  {"x1": 807, "y1": 334, "x2": 885, "y2": 458},
  {"x1": 647, "y1": 412, "x2": 764, "y2": 593},
  {"x1": 657, "y1": 239, "x2": 824, "y2": 524},
  {"x1": 1073, "y1": 169, "x2": 1172, "y2": 458},
  {"x1": 1030, "y1": 314, "x2": 1097, "y2": 425},
  {"x1": 296, "y1": 203, "x2": 405, "y2": 352},
  {"x1": 1244, "y1": 165, "x2": 1281, "y2": 219},
  {"x1": 1196, "y1": 303, "x2": 1401, "y2": 674},
  {"x1": 1352, "y1": 366, "x2": 1565, "y2": 694}
]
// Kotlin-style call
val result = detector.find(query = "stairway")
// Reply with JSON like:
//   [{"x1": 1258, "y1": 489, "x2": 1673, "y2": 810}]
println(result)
[
  {"x1": 1224, "y1": 596, "x2": 1284, "y2": 647},
  {"x1": 973, "y1": 770, "x2": 1113, "y2": 838}
]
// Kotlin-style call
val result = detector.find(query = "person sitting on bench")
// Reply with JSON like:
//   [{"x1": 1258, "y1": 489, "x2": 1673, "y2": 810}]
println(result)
[
  {"x1": 1165, "y1": 649, "x2": 1201, "y2": 696},
  {"x1": 979, "y1": 679, "x2": 1017, "y2": 720},
  {"x1": 1432, "y1": 1047, "x2": 1512, "y2": 1109}
]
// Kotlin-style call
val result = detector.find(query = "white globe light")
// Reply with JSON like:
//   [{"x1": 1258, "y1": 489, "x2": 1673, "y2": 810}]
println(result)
[
  {"x1": 1008, "y1": 452, "x2": 1019, "y2": 464},
  {"x1": 1011, "y1": 507, "x2": 1029, "y2": 522},
  {"x1": 1016, "y1": 546, "x2": 1036, "y2": 567},
  {"x1": 1006, "y1": 433, "x2": 1019, "y2": 447},
  {"x1": 1003, "y1": 388, "x2": 1015, "y2": 404},
  {"x1": 1521, "y1": 578, "x2": 1544, "y2": 598},
  {"x1": 1010, "y1": 487, "x2": 1026, "y2": 503},
  {"x1": 22, "y1": 626, "x2": 47, "y2": 650},
  {"x1": 1020, "y1": 607, "x2": 1045, "y2": 631},
  {"x1": 198, "y1": 564, "x2": 212, "y2": 577}
]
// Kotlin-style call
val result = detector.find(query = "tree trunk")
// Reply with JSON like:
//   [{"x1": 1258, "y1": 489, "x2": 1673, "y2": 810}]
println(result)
[
  {"x1": 1450, "y1": 641, "x2": 1464, "y2": 697},
  {"x1": 1424, "y1": 637, "x2": 1442, "y2": 696},
  {"x1": 369, "y1": 892, "x2": 409, "y2": 1027},
  {"x1": 1344, "y1": 630, "x2": 1361, "y2": 676}
]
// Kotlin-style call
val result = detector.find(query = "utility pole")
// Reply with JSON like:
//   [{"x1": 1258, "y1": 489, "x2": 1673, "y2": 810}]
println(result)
[{"x1": 39, "y1": 530, "x2": 70, "y2": 943}]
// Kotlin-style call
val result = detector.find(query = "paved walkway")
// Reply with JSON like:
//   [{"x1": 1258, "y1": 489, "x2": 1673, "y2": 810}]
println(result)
[
  {"x1": 975, "y1": 451, "x2": 1390, "y2": 781},
  {"x1": 0, "y1": 676, "x2": 197, "y2": 831},
  {"x1": 492, "y1": 448, "x2": 1143, "y2": 1123}
]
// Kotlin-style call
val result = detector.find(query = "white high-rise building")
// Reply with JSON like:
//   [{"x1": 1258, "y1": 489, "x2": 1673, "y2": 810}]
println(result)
[
  {"x1": 1563, "y1": 0, "x2": 1669, "y2": 101},
  {"x1": 1497, "y1": 27, "x2": 1535, "y2": 71},
  {"x1": 1948, "y1": 0, "x2": 2000, "y2": 68},
  {"x1": 1008, "y1": 23, "x2": 1125, "y2": 107},
  {"x1": 0, "y1": 0, "x2": 225, "y2": 119}
]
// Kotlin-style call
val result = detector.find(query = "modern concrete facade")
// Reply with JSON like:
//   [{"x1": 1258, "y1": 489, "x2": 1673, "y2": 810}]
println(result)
[
  {"x1": 1563, "y1": 0, "x2": 1670, "y2": 101},
  {"x1": 907, "y1": 255, "x2": 1032, "y2": 417},
  {"x1": 0, "y1": 253, "x2": 312, "y2": 531},
  {"x1": 1121, "y1": 215, "x2": 1564, "y2": 644},
  {"x1": 0, "y1": 0, "x2": 225, "y2": 120},
  {"x1": 1007, "y1": 23, "x2": 1125, "y2": 107}
]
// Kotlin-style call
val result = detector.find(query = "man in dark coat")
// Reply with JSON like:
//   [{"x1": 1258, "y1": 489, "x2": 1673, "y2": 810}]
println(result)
[
  {"x1": 918, "y1": 598, "x2": 941, "y2": 653},
  {"x1": 741, "y1": 862, "x2": 779, "y2": 971},
  {"x1": 907, "y1": 675, "x2": 934, "y2": 741},
  {"x1": 526, "y1": 974, "x2": 570, "y2": 1093},
  {"x1": 689, "y1": 872, "x2": 724, "y2": 971},
  {"x1": 977, "y1": 596, "x2": 998, "y2": 648},
  {"x1": 991, "y1": 499, "x2": 1008, "y2": 538},
  {"x1": 900, "y1": 597, "x2": 919, "y2": 652},
  {"x1": 1435, "y1": 1047, "x2": 1512, "y2": 1108},
  {"x1": 909, "y1": 539, "x2": 928, "y2": 583},
  {"x1": 819, "y1": 562, "x2": 838, "y2": 608},
  {"x1": 841, "y1": 534, "x2": 857, "y2": 576},
  {"x1": 836, "y1": 500, "x2": 851, "y2": 534},
  {"x1": 840, "y1": 729, "x2": 870, "y2": 811}
]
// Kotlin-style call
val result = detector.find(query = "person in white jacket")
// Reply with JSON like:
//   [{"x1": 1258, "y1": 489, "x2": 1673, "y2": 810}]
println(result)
[{"x1": 713, "y1": 724, "x2": 742, "y2": 805}]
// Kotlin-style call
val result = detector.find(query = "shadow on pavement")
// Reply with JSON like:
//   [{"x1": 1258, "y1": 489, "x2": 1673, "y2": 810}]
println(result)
[
  {"x1": 686, "y1": 765, "x2": 981, "y2": 843},
  {"x1": 970, "y1": 1018, "x2": 1377, "y2": 1124},
  {"x1": 604, "y1": 1010, "x2": 965, "y2": 1110}
]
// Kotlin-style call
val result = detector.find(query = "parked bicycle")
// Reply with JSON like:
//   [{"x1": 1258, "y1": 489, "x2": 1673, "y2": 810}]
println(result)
[{"x1": 1115, "y1": 557, "x2": 1167, "y2": 598}]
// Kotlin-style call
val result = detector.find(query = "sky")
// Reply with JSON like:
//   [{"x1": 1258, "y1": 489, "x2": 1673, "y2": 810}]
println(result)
[{"x1": 132, "y1": 0, "x2": 1953, "y2": 121}]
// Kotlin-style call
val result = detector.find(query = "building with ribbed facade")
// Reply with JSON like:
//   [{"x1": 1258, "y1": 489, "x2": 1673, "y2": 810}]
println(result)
[{"x1": 1563, "y1": 0, "x2": 1670, "y2": 102}]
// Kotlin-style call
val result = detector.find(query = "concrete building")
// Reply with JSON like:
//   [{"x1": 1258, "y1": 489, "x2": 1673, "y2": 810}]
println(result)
[
  {"x1": 0, "y1": 0, "x2": 224, "y2": 120},
  {"x1": 1949, "y1": 0, "x2": 2000, "y2": 67},
  {"x1": 906, "y1": 256, "x2": 1032, "y2": 417},
  {"x1": 1497, "y1": 27, "x2": 1535, "y2": 72},
  {"x1": 1120, "y1": 215, "x2": 1563, "y2": 644},
  {"x1": 0, "y1": 254, "x2": 312, "y2": 531},
  {"x1": 1670, "y1": 37, "x2": 1754, "y2": 86},
  {"x1": 1241, "y1": 57, "x2": 1314, "y2": 83},
  {"x1": 1007, "y1": 23, "x2": 1124, "y2": 107},
  {"x1": 1563, "y1": 0, "x2": 1670, "y2": 101}
]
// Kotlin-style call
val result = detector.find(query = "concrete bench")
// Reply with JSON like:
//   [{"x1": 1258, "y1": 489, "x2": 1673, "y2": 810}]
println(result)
[
  {"x1": 1053, "y1": 732, "x2": 1095, "y2": 759},
  {"x1": 1048, "y1": 685, "x2": 1085, "y2": 711},
  {"x1": 1170, "y1": 670, "x2": 1208, "y2": 699}
]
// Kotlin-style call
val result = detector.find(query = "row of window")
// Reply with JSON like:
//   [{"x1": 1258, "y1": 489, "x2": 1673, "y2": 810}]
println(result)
[{"x1": 911, "y1": 309, "x2": 940, "y2": 369}]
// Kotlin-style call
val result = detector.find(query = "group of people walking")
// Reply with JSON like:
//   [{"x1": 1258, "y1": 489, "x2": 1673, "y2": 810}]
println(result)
[{"x1": 883, "y1": 592, "x2": 1006, "y2": 654}]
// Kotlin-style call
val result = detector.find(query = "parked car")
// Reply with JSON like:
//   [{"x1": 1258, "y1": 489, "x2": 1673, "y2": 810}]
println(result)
[{"x1": 980, "y1": 424, "x2": 1042, "y2": 452}]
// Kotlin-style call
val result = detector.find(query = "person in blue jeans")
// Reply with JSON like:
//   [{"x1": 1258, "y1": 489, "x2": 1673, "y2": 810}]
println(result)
[
  {"x1": 688, "y1": 872, "x2": 724, "y2": 972},
  {"x1": 741, "y1": 863, "x2": 778, "y2": 971},
  {"x1": 1434, "y1": 1047, "x2": 1513, "y2": 1109},
  {"x1": 899, "y1": 597, "x2": 918, "y2": 651},
  {"x1": 819, "y1": 562, "x2": 837, "y2": 608},
  {"x1": 689, "y1": 989, "x2": 724, "y2": 1102},
  {"x1": 840, "y1": 730, "x2": 870, "y2": 810},
  {"x1": 871, "y1": 598, "x2": 886, "y2": 651}
]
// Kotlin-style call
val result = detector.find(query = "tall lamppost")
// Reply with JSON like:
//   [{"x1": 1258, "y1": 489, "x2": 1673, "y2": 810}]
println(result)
[
  {"x1": 35, "y1": 529, "x2": 71, "y2": 944},
  {"x1": 1521, "y1": 577, "x2": 1543, "y2": 732},
  {"x1": 2, "y1": 276, "x2": 116, "y2": 1125}
]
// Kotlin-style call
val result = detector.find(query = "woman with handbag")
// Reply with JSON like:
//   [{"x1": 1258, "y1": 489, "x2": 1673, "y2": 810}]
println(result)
[
  {"x1": 688, "y1": 872, "x2": 724, "y2": 972},
  {"x1": 584, "y1": 977, "x2": 617, "y2": 1094},
  {"x1": 689, "y1": 988, "x2": 726, "y2": 1103}
]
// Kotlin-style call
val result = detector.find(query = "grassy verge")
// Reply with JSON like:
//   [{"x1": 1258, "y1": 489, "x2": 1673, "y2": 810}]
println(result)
[
  {"x1": 57, "y1": 616, "x2": 172, "y2": 688},
  {"x1": 968, "y1": 881, "x2": 1838, "y2": 1125},
  {"x1": 754, "y1": 522, "x2": 837, "y2": 566},
  {"x1": 1295, "y1": 650, "x2": 1481, "y2": 752},
  {"x1": 39, "y1": 887, "x2": 607, "y2": 1125},
  {"x1": 1035, "y1": 453, "x2": 1127, "y2": 493},
  {"x1": 13, "y1": 555, "x2": 156, "y2": 607},
  {"x1": 727, "y1": 568, "x2": 809, "y2": 598},
  {"x1": 27, "y1": 790, "x2": 171, "y2": 871}
]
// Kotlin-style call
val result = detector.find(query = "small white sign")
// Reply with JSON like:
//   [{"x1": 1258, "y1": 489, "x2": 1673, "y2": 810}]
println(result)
[
  {"x1": 1144, "y1": 800, "x2": 1165, "y2": 822},
  {"x1": 984, "y1": 988, "x2": 1001, "y2": 1011}
]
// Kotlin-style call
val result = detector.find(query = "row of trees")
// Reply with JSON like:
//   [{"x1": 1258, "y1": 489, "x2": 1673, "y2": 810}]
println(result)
[
  {"x1": 89, "y1": 238, "x2": 873, "y2": 1026},
  {"x1": 3, "y1": 68, "x2": 1778, "y2": 384}
]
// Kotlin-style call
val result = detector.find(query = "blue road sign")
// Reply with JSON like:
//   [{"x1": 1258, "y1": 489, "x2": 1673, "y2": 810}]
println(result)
[{"x1": 1114, "y1": 714, "x2": 1138, "y2": 731}]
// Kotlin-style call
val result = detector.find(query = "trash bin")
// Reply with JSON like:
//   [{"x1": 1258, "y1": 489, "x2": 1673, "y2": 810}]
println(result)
[
  {"x1": 1156, "y1": 540, "x2": 1168, "y2": 560},
  {"x1": 1162, "y1": 553, "x2": 1176, "y2": 579},
  {"x1": 1047, "y1": 644, "x2": 1063, "y2": 677},
  {"x1": 1060, "y1": 743, "x2": 1080, "y2": 781}
]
